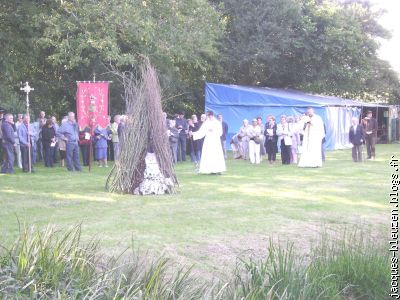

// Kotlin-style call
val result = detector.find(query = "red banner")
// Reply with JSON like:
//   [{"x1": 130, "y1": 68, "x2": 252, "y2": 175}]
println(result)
[{"x1": 76, "y1": 82, "x2": 109, "y2": 131}]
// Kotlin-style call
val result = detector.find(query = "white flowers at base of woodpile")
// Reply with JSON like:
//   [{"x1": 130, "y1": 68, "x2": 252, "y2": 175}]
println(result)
[{"x1": 134, "y1": 153, "x2": 175, "y2": 195}]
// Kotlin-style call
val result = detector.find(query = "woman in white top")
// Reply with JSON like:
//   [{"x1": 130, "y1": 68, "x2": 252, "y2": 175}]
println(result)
[
  {"x1": 238, "y1": 119, "x2": 250, "y2": 160},
  {"x1": 276, "y1": 115, "x2": 292, "y2": 165},
  {"x1": 247, "y1": 119, "x2": 262, "y2": 164},
  {"x1": 288, "y1": 116, "x2": 301, "y2": 164}
]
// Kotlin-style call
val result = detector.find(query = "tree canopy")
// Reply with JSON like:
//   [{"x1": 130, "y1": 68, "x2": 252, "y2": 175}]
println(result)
[
  {"x1": 0, "y1": 0, "x2": 399, "y2": 117},
  {"x1": 215, "y1": 0, "x2": 400, "y2": 103},
  {"x1": 0, "y1": 0, "x2": 225, "y2": 115}
]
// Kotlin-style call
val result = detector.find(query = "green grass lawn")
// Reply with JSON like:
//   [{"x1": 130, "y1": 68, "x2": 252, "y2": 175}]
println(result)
[{"x1": 0, "y1": 144, "x2": 394, "y2": 276}]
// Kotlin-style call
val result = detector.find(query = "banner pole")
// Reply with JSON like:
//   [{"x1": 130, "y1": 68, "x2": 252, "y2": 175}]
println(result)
[{"x1": 76, "y1": 78, "x2": 112, "y2": 172}]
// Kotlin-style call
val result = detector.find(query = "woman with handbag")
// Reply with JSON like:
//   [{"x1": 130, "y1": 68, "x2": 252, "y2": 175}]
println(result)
[
  {"x1": 41, "y1": 118, "x2": 56, "y2": 167},
  {"x1": 238, "y1": 119, "x2": 250, "y2": 160},
  {"x1": 94, "y1": 124, "x2": 110, "y2": 167},
  {"x1": 276, "y1": 115, "x2": 292, "y2": 165},
  {"x1": 247, "y1": 119, "x2": 262, "y2": 164}
]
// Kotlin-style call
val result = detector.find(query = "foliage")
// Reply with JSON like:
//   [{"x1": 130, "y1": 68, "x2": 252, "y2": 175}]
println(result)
[
  {"x1": 218, "y1": 229, "x2": 389, "y2": 299},
  {"x1": 2, "y1": 0, "x2": 399, "y2": 114},
  {"x1": 0, "y1": 83, "x2": 25, "y2": 114},
  {"x1": 0, "y1": 0, "x2": 225, "y2": 116},
  {"x1": 214, "y1": 0, "x2": 400, "y2": 103},
  {"x1": 0, "y1": 224, "x2": 205, "y2": 299},
  {"x1": 0, "y1": 224, "x2": 389, "y2": 299},
  {"x1": 308, "y1": 229, "x2": 389, "y2": 300},
  {"x1": 0, "y1": 1, "x2": 73, "y2": 116}
]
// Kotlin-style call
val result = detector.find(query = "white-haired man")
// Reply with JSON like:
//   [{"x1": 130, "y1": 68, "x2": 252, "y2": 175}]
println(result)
[
  {"x1": 57, "y1": 112, "x2": 82, "y2": 171},
  {"x1": 298, "y1": 107, "x2": 325, "y2": 168},
  {"x1": 349, "y1": 117, "x2": 365, "y2": 162}
]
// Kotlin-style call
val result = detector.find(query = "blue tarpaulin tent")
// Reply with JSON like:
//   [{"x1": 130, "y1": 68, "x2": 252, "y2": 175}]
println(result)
[{"x1": 205, "y1": 83, "x2": 364, "y2": 150}]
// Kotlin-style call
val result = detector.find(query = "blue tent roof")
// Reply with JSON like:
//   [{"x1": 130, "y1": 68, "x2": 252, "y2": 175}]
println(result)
[{"x1": 206, "y1": 83, "x2": 386, "y2": 107}]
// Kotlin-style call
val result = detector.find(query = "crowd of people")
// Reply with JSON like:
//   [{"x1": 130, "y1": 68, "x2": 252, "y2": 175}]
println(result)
[
  {"x1": 0, "y1": 108, "x2": 219, "y2": 174},
  {"x1": 0, "y1": 106, "x2": 378, "y2": 175},
  {"x1": 0, "y1": 110, "x2": 127, "y2": 174},
  {"x1": 166, "y1": 112, "x2": 228, "y2": 165},
  {"x1": 230, "y1": 108, "x2": 378, "y2": 166},
  {"x1": 231, "y1": 107, "x2": 326, "y2": 167}
]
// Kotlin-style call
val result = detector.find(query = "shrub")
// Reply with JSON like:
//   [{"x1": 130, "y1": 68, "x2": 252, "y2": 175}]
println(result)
[
  {"x1": 214, "y1": 230, "x2": 389, "y2": 300},
  {"x1": 0, "y1": 224, "x2": 203, "y2": 299},
  {"x1": 0, "y1": 225, "x2": 389, "y2": 299}
]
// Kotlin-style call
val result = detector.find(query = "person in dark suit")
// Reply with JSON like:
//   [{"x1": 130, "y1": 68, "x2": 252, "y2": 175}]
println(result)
[
  {"x1": 264, "y1": 115, "x2": 278, "y2": 164},
  {"x1": 175, "y1": 111, "x2": 188, "y2": 162},
  {"x1": 1, "y1": 114, "x2": 16, "y2": 174},
  {"x1": 191, "y1": 114, "x2": 202, "y2": 162},
  {"x1": 41, "y1": 118, "x2": 56, "y2": 167},
  {"x1": 349, "y1": 117, "x2": 365, "y2": 162},
  {"x1": 217, "y1": 113, "x2": 229, "y2": 159},
  {"x1": 362, "y1": 110, "x2": 378, "y2": 160},
  {"x1": 79, "y1": 127, "x2": 91, "y2": 166}
]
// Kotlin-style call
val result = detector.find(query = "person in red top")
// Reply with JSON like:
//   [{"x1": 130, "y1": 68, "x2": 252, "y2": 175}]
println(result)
[{"x1": 79, "y1": 127, "x2": 91, "y2": 166}]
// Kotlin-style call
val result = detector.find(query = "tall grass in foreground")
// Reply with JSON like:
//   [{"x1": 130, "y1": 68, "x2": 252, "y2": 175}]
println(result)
[
  {"x1": 0, "y1": 225, "x2": 389, "y2": 299},
  {"x1": 221, "y1": 230, "x2": 389, "y2": 300},
  {"x1": 0, "y1": 225, "x2": 204, "y2": 299}
]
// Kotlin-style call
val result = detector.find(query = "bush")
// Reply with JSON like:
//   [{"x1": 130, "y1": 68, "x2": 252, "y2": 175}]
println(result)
[
  {"x1": 218, "y1": 230, "x2": 389, "y2": 300},
  {"x1": 0, "y1": 225, "x2": 389, "y2": 299},
  {"x1": 0, "y1": 224, "x2": 204, "y2": 299}
]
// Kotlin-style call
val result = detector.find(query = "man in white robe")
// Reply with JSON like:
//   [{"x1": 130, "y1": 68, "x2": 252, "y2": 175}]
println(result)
[
  {"x1": 298, "y1": 107, "x2": 325, "y2": 168},
  {"x1": 192, "y1": 111, "x2": 226, "y2": 174}
]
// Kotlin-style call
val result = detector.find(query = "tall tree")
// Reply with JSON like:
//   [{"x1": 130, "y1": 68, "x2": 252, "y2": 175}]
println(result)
[
  {"x1": 214, "y1": 0, "x2": 400, "y2": 103},
  {"x1": 0, "y1": 0, "x2": 225, "y2": 115}
]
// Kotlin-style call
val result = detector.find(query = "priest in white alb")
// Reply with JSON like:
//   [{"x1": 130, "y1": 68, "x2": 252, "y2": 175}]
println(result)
[
  {"x1": 298, "y1": 107, "x2": 325, "y2": 168},
  {"x1": 192, "y1": 111, "x2": 226, "y2": 174}
]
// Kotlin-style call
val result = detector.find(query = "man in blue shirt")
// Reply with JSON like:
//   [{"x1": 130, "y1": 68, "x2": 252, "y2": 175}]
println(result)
[
  {"x1": 57, "y1": 112, "x2": 82, "y2": 171},
  {"x1": 18, "y1": 114, "x2": 34, "y2": 172},
  {"x1": 1, "y1": 114, "x2": 16, "y2": 174},
  {"x1": 30, "y1": 121, "x2": 40, "y2": 164}
]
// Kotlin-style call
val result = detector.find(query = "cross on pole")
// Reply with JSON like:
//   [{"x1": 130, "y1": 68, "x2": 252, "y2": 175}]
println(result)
[{"x1": 20, "y1": 82, "x2": 34, "y2": 173}]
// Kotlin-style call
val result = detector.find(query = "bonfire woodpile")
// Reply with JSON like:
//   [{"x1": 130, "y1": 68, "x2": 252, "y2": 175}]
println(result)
[{"x1": 106, "y1": 61, "x2": 178, "y2": 195}]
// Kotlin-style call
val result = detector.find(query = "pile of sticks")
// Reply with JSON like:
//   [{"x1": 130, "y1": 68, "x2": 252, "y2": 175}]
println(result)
[{"x1": 106, "y1": 61, "x2": 178, "y2": 194}]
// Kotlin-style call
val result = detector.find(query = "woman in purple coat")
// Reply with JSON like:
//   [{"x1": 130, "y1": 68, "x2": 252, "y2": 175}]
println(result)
[{"x1": 94, "y1": 125, "x2": 110, "y2": 167}]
